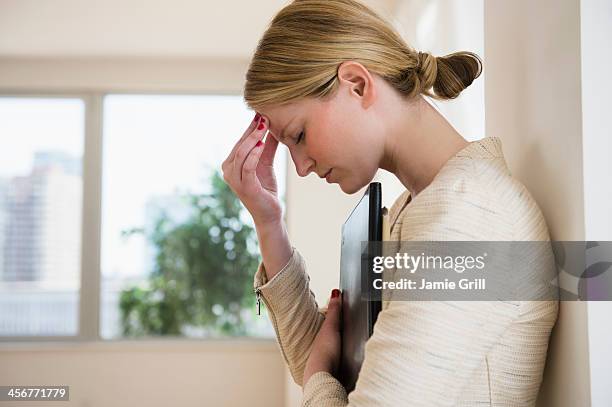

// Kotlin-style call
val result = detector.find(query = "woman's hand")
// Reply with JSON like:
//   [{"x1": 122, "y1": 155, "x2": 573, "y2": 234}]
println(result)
[
  {"x1": 303, "y1": 289, "x2": 343, "y2": 385},
  {"x1": 222, "y1": 113, "x2": 282, "y2": 226}
]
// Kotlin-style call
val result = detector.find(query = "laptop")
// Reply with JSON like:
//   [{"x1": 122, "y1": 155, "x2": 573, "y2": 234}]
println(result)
[{"x1": 338, "y1": 182, "x2": 388, "y2": 392}]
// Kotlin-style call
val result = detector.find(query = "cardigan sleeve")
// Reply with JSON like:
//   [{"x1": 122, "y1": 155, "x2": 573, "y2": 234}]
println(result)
[{"x1": 253, "y1": 246, "x2": 326, "y2": 386}]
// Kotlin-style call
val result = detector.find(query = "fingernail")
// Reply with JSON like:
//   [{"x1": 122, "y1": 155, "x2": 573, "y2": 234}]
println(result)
[
  {"x1": 254, "y1": 113, "x2": 261, "y2": 122},
  {"x1": 331, "y1": 289, "x2": 340, "y2": 298},
  {"x1": 258, "y1": 122, "x2": 265, "y2": 130},
  {"x1": 256, "y1": 140, "x2": 263, "y2": 147}
]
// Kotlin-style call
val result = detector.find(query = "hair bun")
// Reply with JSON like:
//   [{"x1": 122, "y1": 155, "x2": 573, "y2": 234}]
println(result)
[
  {"x1": 417, "y1": 51, "x2": 435, "y2": 72},
  {"x1": 416, "y1": 51, "x2": 438, "y2": 92}
]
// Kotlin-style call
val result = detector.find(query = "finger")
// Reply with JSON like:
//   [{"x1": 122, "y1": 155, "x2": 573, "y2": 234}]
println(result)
[
  {"x1": 323, "y1": 289, "x2": 342, "y2": 331},
  {"x1": 226, "y1": 112, "x2": 262, "y2": 162},
  {"x1": 241, "y1": 139, "x2": 265, "y2": 183},
  {"x1": 233, "y1": 118, "x2": 268, "y2": 177},
  {"x1": 226, "y1": 112, "x2": 261, "y2": 163},
  {"x1": 259, "y1": 134, "x2": 279, "y2": 167}
]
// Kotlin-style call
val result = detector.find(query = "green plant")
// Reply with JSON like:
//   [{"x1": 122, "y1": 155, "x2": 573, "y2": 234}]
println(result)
[{"x1": 119, "y1": 170, "x2": 261, "y2": 337}]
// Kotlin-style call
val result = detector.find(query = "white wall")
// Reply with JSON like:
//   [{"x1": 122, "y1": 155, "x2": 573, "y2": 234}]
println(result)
[
  {"x1": 484, "y1": 0, "x2": 612, "y2": 405},
  {"x1": 0, "y1": 0, "x2": 289, "y2": 58},
  {"x1": 581, "y1": 1, "x2": 612, "y2": 406}
]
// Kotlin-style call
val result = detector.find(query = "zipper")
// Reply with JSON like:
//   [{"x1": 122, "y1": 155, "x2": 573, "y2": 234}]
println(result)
[{"x1": 254, "y1": 287, "x2": 262, "y2": 315}]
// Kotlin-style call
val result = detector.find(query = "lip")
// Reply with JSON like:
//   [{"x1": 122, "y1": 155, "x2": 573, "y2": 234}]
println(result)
[
  {"x1": 319, "y1": 168, "x2": 332, "y2": 179},
  {"x1": 325, "y1": 168, "x2": 333, "y2": 183}
]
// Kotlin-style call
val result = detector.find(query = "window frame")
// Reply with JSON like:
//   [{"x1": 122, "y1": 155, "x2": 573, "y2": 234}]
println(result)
[{"x1": 0, "y1": 90, "x2": 277, "y2": 344}]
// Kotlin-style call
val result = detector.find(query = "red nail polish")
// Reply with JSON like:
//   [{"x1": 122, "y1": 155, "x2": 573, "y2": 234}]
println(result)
[
  {"x1": 254, "y1": 113, "x2": 261, "y2": 122},
  {"x1": 256, "y1": 140, "x2": 263, "y2": 147},
  {"x1": 258, "y1": 122, "x2": 265, "y2": 130},
  {"x1": 331, "y1": 289, "x2": 340, "y2": 298}
]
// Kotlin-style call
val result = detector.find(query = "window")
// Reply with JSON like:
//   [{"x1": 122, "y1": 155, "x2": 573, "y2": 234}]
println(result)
[
  {"x1": 0, "y1": 93, "x2": 285, "y2": 340},
  {"x1": 0, "y1": 97, "x2": 85, "y2": 337},
  {"x1": 101, "y1": 95, "x2": 283, "y2": 339}
]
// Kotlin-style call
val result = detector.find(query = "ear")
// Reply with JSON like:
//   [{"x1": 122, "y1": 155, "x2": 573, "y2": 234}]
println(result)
[{"x1": 337, "y1": 61, "x2": 376, "y2": 108}]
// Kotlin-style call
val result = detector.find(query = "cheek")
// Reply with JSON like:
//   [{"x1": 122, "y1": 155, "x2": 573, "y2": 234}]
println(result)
[
  {"x1": 309, "y1": 98, "x2": 378, "y2": 180},
  {"x1": 307, "y1": 112, "x2": 339, "y2": 160},
  {"x1": 309, "y1": 103, "x2": 357, "y2": 161}
]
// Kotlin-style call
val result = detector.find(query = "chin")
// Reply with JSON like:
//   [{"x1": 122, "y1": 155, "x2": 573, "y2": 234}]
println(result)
[{"x1": 338, "y1": 176, "x2": 370, "y2": 195}]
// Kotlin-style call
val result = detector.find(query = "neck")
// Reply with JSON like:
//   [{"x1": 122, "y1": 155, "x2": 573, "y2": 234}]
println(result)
[{"x1": 379, "y1": 94, "x2": 469, "y2": 197}]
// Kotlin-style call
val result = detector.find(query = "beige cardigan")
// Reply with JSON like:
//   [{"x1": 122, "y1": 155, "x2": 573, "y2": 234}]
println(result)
[{"x1": 253, "y1": 136, "x2": 559, "y2": 406}]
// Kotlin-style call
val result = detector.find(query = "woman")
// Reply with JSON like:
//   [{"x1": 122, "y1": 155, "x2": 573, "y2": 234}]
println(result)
[{"x1": 222, "y1": 0, "x2": 558, "y2": 405}]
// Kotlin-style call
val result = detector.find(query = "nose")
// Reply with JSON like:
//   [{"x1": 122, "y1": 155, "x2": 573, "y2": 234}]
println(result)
[{"x1": 289, "y1": 148, "x2": 315, "y2": 177}]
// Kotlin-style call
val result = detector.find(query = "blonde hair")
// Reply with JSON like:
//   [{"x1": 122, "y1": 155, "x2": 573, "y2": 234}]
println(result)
[{"x1": 244, "y1": 0, "x2": 482, "y2": 111}]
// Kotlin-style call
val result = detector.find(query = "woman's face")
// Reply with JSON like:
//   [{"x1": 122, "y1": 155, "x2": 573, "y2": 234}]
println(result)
[{"x1": 259, "y1": 85, "x2": 383, "y2": 194}]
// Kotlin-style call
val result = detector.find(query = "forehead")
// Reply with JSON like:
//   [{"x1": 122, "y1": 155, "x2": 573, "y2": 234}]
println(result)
[{"x1": 259, "y1": 99, "x2": 311, "y2": 140}]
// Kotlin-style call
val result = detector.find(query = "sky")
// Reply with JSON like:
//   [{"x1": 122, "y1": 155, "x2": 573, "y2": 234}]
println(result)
[{"x1": 0, "y1": 97, "x2": 85, "y2": 176}]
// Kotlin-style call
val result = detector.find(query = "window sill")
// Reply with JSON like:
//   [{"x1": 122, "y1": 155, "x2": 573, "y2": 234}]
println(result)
[{"x1": 0, "y1": 337, "x2": 277, "y2": 353}]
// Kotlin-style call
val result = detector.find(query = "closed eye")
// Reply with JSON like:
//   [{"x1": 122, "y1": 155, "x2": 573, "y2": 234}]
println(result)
[{"x1": 296, "y1": 131, "x2": 305, "y2": 145}]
